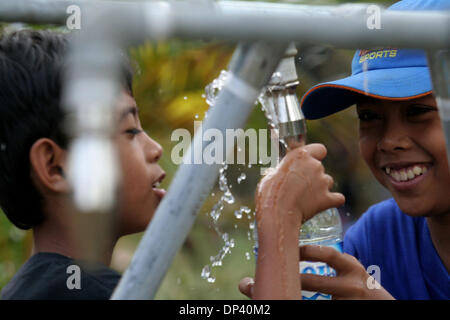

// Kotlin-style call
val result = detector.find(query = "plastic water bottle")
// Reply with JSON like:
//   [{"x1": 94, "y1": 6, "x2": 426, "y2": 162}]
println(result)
[{"x1": 299, "y1": 207, "x2": 343, "y2": 300}]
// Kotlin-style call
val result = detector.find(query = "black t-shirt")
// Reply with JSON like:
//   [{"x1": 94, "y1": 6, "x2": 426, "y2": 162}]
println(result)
[{"x1": 0, "y1": 252, "x2": 121, "y2": 300}]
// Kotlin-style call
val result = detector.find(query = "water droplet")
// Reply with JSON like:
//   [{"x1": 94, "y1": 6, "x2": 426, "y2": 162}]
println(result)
[
  {"x1": 201, "y1": 264, "x2": 216, "y2": 283},
  {"x1": 201, "y1": 265, "x2": 211, "y2": 279},
  {"x1": 234, "y1": 210, "x2": 242, "y2": 219},
  {"x1": 237, "y1": 173, "x2": 246, "y2": 184},
  {"x1": 205, "y1": 70, "x2": 228, "y2": 107},
  {"x1": 207, "y1": 277, "x2": 216, "y2": 283},
  {"x1": 271, "y1": 72, "x2": 283, "y2": 84},
  {"x1": 245, "y1": 252, "x2": 251, "y2": 260},
  {"x1": 184, "y1": 96, "x2": 188, "y2": 100},
  {"x1": 223, "y1": 190, "x2": 234, "y2": 204}
]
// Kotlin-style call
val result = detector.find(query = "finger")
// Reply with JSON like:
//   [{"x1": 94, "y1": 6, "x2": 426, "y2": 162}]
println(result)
[
  {"x1": 325, "y1": 174, "x2": 335, "y2": 190},
  {"x1": 301, "y1": 273, "x2": 350, "y2": 297},
  {"x1": 327, "y1": 192, "x2": 346, "y2": 208},
  {"x1": 303, "y1": 143, "x2": 327, "y2": 161},
  {"x1": 238, "y1": 277, "x2": 254, "y2": 299},
  {"x1": 315, "y1": 192, "x2": 345, "y2": 214},
  {"x1": 299, "y1": 245, "x2": 358, "y2": 274}
]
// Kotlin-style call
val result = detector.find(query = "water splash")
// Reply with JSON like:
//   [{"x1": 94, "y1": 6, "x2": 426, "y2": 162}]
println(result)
[
  {"x1": 202, "y1": 163, "x2": 236, "y2": 282},
  {"x1": 201, "y1": 265, "x2": 215, "y2": 283},
  {"x1": 200, "y1": 70, "x2": 258, "y2": 284},
  {"x1": 205, "y1": 70, "x2": 228, "y2": 107},
  {"x1": 234, "y1": 206, "x2": 251, "y2": 219}
]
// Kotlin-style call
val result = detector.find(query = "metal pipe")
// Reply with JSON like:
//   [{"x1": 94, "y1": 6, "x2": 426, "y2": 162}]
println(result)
[
  {"x1": 168, "y1": 1, "x2": 450, "y2": 49},
  {"x1": 0, "y1": 1, "x2": 449, "y2": 49},
  {"x1": 427, "y1": 50, "x2": 450, "y2": 170},
  {"x1": 259, "y1": 43, "x2": 307, "y2": 158},
  {"x1": 111, "y1": 41, "x2": 289, "y2": 299}
]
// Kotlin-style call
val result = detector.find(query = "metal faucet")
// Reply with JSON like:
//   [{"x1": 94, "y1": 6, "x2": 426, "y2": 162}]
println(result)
[{"x1": 260, "y1": 43, "x2": 306, "y2": 158}]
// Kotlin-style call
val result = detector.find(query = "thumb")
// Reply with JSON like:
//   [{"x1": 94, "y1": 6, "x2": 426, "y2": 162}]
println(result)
[{"x1": 238, "y1": 277, "x2": 254, "y2": 299}]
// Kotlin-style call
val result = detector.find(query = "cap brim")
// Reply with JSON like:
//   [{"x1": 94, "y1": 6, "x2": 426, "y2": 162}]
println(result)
[{"x1": 301, "y1": 67, "x2": 433, "y2": 119}]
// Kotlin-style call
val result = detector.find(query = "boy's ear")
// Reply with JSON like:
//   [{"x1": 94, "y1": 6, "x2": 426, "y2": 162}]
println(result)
[{"x1": 30, "y1": 138, "x2": 69, "y2": 193}]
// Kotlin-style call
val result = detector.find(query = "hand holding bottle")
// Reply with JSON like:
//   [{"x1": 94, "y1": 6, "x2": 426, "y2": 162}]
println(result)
[{"x1": 252, "y1": 143, "x2": 345, "y2": 299}]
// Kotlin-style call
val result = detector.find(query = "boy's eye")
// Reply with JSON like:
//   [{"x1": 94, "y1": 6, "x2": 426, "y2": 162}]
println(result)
[
  {"x1": 125, "y1": 128, "x2": 142, "y2": 136},
  {"x1": 357, "y1": 110, "x2": 380, "y2": 122},
  {"x1": 406, "y1": 105, "x2": 435, "y2": 117}
]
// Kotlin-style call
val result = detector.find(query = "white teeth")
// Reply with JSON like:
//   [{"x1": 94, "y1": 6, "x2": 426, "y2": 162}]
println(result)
[
  {"x1": 153, "y1": 181, "x2": 160, "y2": 188},
  {"x1": 385, "y1": 164, "x2": 429, "y2": 182},
  {"x1": 407, "y1": 170, "x2": 415, "y2": 179},
  {"x1": 393, "y1": 171, "x2": 401, "y2": 181},
  {"x1": 400, "y1": 171, "x2": 408, "y2": 181},
  {"x1": 413, "y1": 166, "x2": 422, "y2": 175}
]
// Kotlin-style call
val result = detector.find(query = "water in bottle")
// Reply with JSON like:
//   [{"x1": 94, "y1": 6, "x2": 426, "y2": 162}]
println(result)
[{"x1": 299, "y1": 207, "x2": 343, "y2": 300}]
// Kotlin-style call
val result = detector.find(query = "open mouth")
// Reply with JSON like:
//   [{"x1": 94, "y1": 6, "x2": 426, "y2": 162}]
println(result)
[
  {"x1": 152, "y1": 173, "x2": 166, "y2": 199},
  {"x1": 381, "y1": 163, "x2": 432, "y2": 191},
  {"x1": 152, "y1": 181, "x2": 161, "y2": 188},
  {"x1": 383, "y1": 164, "x2": 430, "y2": 182}
]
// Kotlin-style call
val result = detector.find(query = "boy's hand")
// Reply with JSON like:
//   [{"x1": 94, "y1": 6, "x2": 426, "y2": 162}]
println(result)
[
  {"x1": 238, "y1": 246, "x2": 395, "y2": 300},
  {"x1": 299, "y1": 245, "x2": 395, "y2": 300},
  {"x1": 256, "y1": 143, "x2": 345, "y2": 228},
  {"x1": 251, "y1": 143, "x2": 345, "y2": 299}
]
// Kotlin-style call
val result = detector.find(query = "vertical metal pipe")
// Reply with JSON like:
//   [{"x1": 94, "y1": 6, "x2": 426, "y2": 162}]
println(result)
[
  {"x1": 111, "y1": 41, "x2": 289, "y2": 299},
  {"x1": 428, "y1": 49, "x2": 450, "y2": 170}
]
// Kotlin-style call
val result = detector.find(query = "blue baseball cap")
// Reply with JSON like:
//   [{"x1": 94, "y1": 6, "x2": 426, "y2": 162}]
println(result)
[{"x1": 301, "y1": 0, "x2": 450, "y2": 120}]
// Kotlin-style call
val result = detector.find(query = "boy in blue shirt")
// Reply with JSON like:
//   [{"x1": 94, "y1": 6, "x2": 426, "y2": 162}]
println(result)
[{"x1": 241, "y1": 0, "x2": 449, "y2": 300}]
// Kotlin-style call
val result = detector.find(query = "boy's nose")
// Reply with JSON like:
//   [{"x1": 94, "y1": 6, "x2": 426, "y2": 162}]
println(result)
[
  {"x1": 145, "y1": 134, "x2": 163, "y2": 163},
  {"x1": 377, "y1": 121, "x2": 413, "y2": 153}
]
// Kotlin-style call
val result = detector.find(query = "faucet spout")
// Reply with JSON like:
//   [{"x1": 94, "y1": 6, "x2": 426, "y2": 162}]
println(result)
[{"x1": 260, "y1": 43, "x2": 306, "y2": 158}]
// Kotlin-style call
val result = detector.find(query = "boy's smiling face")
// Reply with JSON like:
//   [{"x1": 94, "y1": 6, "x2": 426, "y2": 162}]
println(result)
[
  {"x1": 114, "y1": 91, "x2": 166, "y2": 235},
  {"x1": 357, "y1": 95, "x2": 450, "y2": 217}
]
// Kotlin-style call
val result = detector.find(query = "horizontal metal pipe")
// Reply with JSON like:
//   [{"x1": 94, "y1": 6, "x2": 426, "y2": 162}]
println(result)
[
  {"x1": 1, "y1": 1, "x2": 449, "y2": 49},
  {"x1": 164, "y1": 1, "x2": 450, "y2": 49}
]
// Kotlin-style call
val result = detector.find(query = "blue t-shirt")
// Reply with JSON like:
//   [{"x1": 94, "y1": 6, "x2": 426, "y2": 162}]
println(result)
[{"x1": 343, "y1": 198, "x2": 449, "y2": 300}]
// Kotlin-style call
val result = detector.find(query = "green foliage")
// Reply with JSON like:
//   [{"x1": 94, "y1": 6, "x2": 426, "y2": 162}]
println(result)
[{"x1": 0, "y1": 210, "x2": 31, "y2": 289}]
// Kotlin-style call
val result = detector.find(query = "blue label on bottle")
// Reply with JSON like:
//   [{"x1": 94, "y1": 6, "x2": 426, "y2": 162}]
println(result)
[{"x1": 300, "y1": 241, "x2": 343, "y2": 300}]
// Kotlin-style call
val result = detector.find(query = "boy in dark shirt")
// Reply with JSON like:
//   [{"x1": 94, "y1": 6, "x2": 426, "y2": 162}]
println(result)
[{"x1": 0, "y1": 30, "x2": 166, "y2": 299}]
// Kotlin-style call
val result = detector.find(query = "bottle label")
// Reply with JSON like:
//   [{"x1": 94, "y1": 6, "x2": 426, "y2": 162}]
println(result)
[{"x1": 299, "y1": 241, "x2": 343, "y2": 300}]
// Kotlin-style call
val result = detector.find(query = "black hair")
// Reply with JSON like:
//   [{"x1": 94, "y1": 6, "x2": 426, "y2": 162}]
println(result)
[{"x1": 0, "y1": 29, "x2": 133, "y2": 229}]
